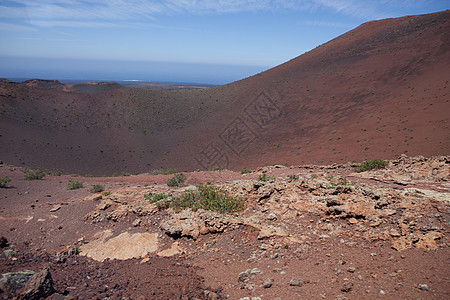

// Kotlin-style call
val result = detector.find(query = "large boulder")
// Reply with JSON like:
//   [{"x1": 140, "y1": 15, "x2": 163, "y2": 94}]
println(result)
[
  {"x1": 0, "y1": 270, "x2": 35, "y2": 293},
  {"x1": 21, "y1": 267, "x2": 56, "y2": 299}
]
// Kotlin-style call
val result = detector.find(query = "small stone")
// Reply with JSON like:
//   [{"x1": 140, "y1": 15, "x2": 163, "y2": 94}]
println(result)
[
  {"x1": 348, "y1": 218, "x2": 358, "y2": 224},
  {"x1": 289, "y1": 279, "x2": 303, "y2": 286},
  {"x1": 341, "y1": 283, "x2": 353, "y2": 293},
  {"x1": 347, "y1": 267, "x2": 356, "y2": 273},
  {"x1": 267, "y1": 213, "x2": 277, "y2": 221},
  {"x1": 50, "y1": 205, "x2": 61, "y2": 212},
  {"x1": 238, "y1": 270, "x2": 250, "y2": 282},
  {"x1": 204, "y1": 290, "x2": 219, "y2": 300},
  {"x1": 370, "y1": 253, "x2": 377, "y2": 256},
  {"x1": 357, "y1": 275, "x2": 363, "y2": 280},
  {"x1": 270, "y1": 253, "x2": 279, "y2": 259},
  {"x1": 3, "y1": 249, "x2": 17, "y2": 258},
  {"x1": 54, "y1": 253, "x2": 66, "y2": 264},
  {"x1": 132, "y1": 218, "x2": 141, "y2": 227},
  {"x1": 0, "y1": 237, "x2": 9, "y2": 248},
  {"x1": 379, "y1": 289, "x2": 385, "y2": 295},
  {"x1": 250, "y1": 268, "x2": 263, "y2": 275},
  {"x1": 261, "y1": 279, "x2": 273, "y2": 288},
  {"x1": 418, "y1": 284, "x2": 429, "y2": 291}
]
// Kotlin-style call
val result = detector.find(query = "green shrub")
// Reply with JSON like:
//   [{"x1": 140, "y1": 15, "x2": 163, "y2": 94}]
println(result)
[
  {"x1": 208, "y1": 167, "x2": 223, "y2": 171},
  {"x1": 102, "y1": 191, "x2": 111, "y2": 197},
  {"x1": 166, "y1": 173, "x2": 186, "y2": 187},
  {"x1": 23, "y1": 169, "x2": 45, "y2": 180},
  {"x1": 67, "y1": 179, "x2": 84, "y2": 190},
  {"x1": 148, "y1": 168, "x2": 177, "y2": 175},
  {"x1": 144, "y1": 193, "x2": 168, "y2": 203},
  {"x1": 90, "y1": 184, "x2": 104, "y2": 193},
  {"x1": 155, "y1": 200, "x2": 170, "y2": 210},
  {"x1": 47, "y1": 169, "x2": 63, "y2": 176},
  {"x1": 0, "y1": 176, "x2": 12, "y2": 188},
  {"x1": 171, "y1": 184, "x2": 246, "y2": 213},
  {"x1": 163, "y1": 168, "x2": 177, "y2": 175},
  {"x1": 240, "y1": 168, "x2": 253, "y2": 174},
  {"x1": 258, "y1": 174, "x2": 274, "y2": 182},
  {"x1": 357, "y1": 159, "x2": 388, "y2": 172}
]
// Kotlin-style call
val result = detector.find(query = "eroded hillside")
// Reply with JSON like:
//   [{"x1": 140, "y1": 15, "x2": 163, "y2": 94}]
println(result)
[{"x1": 1, "y1": 11, "x2": 449, "y2": 175}]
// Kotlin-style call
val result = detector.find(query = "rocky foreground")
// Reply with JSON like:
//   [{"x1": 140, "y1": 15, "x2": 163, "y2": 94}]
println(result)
[{"x1": 0, "y1": 155, "x2": 449, "y2": 299}]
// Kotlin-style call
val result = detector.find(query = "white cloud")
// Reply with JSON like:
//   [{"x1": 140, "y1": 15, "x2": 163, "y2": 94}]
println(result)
[
  {"x1": 302, "y1": 20, "x2": 353, "y2": 28},
  {"x1": 0, "y1": 0, "x2": 437, "y2": 28},
  {"x1": 0, "y1": 21, "x2": 36, "y2": 31}
]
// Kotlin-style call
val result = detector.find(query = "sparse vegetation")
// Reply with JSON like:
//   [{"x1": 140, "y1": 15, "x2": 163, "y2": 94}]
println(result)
[
  {"x1": 148, "y1": 168, "x2": 177, "y2": 175},
  {"x1": 67, "y1": 179, "x2": 84, "y2": 190},
  {"x1": 258, "y1": 173, "x2": 274, "y2": 182},
  {"x1": 46, "y1": 169, "x2": 63, "y2": 176},
  {"x1": 240, "y1": 168, "x2": 253, "y2": 174},
  {"x1": 23, "y1": 168, "x2": 45, "y2": 180},
  {"x1": 145, "y1": 193, "x2": 168, "y2": 203},
  {"x1": 0, "y1": 175, "x2": 12, "y2": 188},
  {"x1": 287, "y1": 174, "x2": 299, "y2": 182},
  {"x1": 171, "y1": 183, "x2": 246, "y2": 213},
  {"x1": 102, "y1": 191, "x2": 111, "y2": 197},
  {"x1": 208, "y1": 167, "x2": 223, "y2": 171},
  {"x1": 90, "y1": 184, "x2": 104, "y2": 193},
  {"x1": 166, "y1": 173, "x2": 186, "y2": 187},
  {"x1": 155, "y1": 199, "x2": 170, "y2": 210},
  {"x1": 357, "y1": 159, "x2": 388, "y2": 172}
]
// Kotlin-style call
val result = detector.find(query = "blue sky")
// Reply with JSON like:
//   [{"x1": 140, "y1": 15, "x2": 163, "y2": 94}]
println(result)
[{"x1": 0, "y1": 1, "x2": 448, "y2": 84}]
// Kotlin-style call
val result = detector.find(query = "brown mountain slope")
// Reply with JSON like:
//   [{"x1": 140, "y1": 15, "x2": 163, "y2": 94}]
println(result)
[{"x1": 0, "y1": 10, "x2": 449, "y2": 175}]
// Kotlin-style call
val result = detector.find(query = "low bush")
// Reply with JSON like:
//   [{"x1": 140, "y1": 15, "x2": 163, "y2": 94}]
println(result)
[
  {"x1": 90, "y1": 184, "x2": 104, "y2": 193},
  {"x1": 148, "y1": 168, "x2": 177, "y2": 175},
  {"x1": 144, "y1": 193, "x2": 168, "y2": 203},
  {"x1": 67, "y1": 179, "x2": 84, "y2": 190},
  {"x1": 171, "y1": 183, "x2": 246, "y2": 213},
  {"x1": 208, "y1": 167, "x2": 223, "y2": 171},
  {"x1": 155, "y1": 199, "x2": 170, "y2": 210},
  {"x1": 23, "y1": 169, "x2": 45, "y2": 180},
  {"x1": 0, "y1": 175, "x2": 12, "y2": 188},
  {"x1": 166, "y1": 173, "x2": 186, "y2": 187},
  {"x1": 258, "y1": 174, "x2": 274, "y2": 182},
  {"x1": 47, "y1": 169, "x2": 63, "y2": 176},
  {"x1": 357, "y1": 159, "x2": 388, "y2": 172},
  {"x1": 240, "y1": 168, "x2": 253, "y2": 174}
]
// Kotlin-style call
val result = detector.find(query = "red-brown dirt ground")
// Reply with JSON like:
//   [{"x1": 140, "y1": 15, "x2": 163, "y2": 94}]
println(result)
[{"x1": 0, "y1": 154, "x2": 449, "y2": 299}]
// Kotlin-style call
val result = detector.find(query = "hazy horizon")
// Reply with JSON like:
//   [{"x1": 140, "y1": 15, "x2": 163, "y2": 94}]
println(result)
[
  {"x1": 0, "y1": 56, "x2": 265, "y2": 85},
  {"x1": 0, "y1": 1, "x2": 448, "y2": 85}
]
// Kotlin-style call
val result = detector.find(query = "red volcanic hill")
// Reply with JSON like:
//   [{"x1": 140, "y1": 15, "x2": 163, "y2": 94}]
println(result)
[{"x1": 1, "y1": 10, "x2": 449, "y2": 175}]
